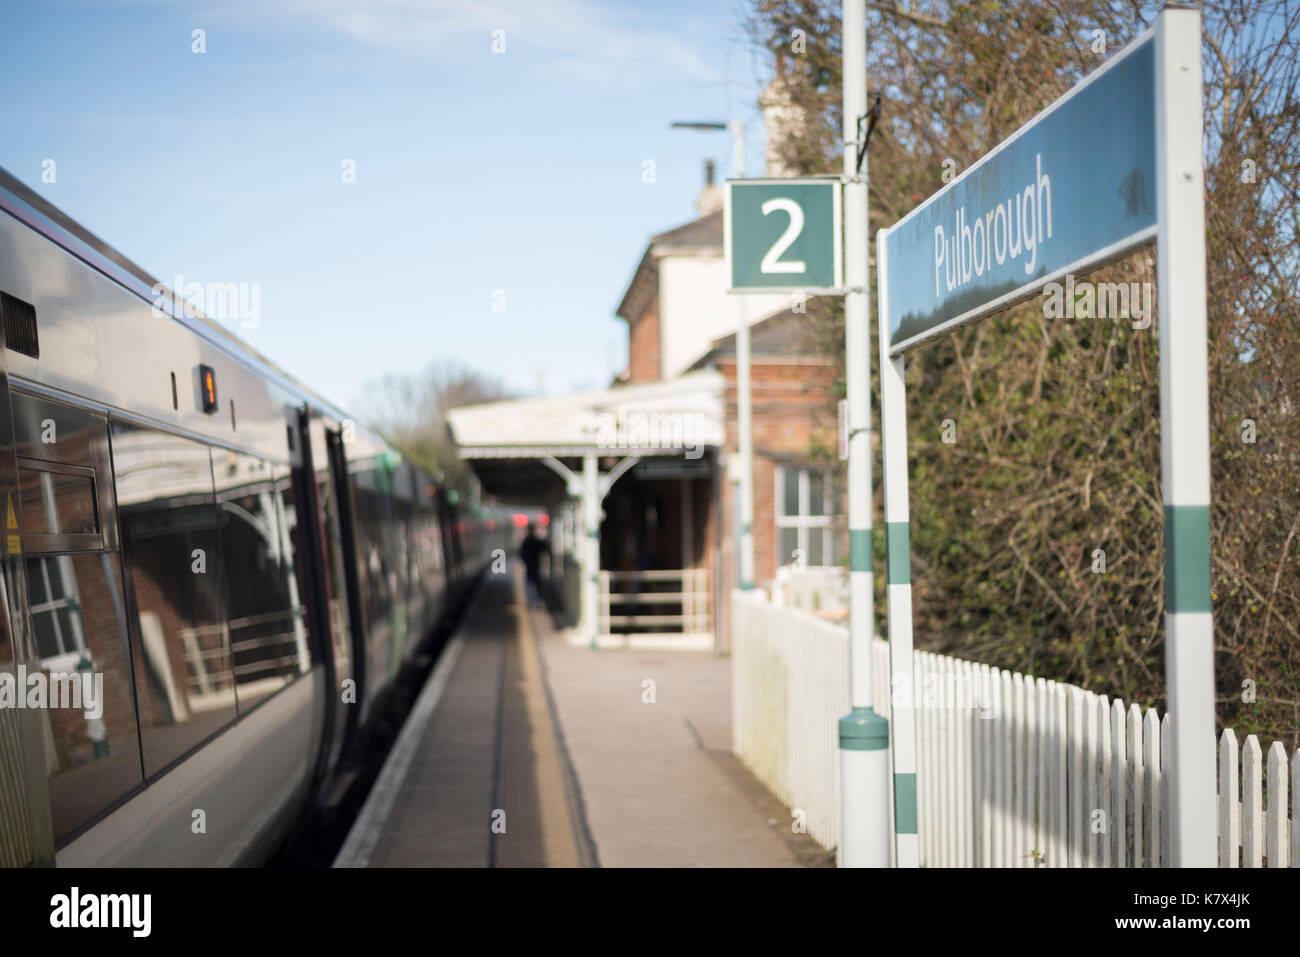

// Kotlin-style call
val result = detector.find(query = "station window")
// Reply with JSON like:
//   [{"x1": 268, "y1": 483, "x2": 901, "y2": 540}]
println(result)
[
  {"x1": 775, "y1": 465, "x2": 837, "y2": 569},
  {"x1": 211, "y1": 449, "x2": 311, "y2": 710},
  {"x1": 110, "y1": 420, "x2": 236, "y2": 779}
]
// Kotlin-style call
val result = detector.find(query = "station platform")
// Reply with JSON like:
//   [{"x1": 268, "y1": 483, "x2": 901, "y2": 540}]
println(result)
[{"x1": 333, "y1": 572, "x2": 831, "y2": 868}]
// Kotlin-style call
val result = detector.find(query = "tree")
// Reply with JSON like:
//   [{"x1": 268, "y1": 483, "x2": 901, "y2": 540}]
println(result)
[
  {"x1": 355, "y1": 361, "x2": 511, "y2": 492},
  {"x1": 746, "y1": 0, "x2": 1300, "y2": 746}
]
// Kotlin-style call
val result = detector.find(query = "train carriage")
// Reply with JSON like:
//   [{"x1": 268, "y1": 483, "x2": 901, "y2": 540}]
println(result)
[{"x1": 0, "y1": 166, "x2": 499, "y2": 867}]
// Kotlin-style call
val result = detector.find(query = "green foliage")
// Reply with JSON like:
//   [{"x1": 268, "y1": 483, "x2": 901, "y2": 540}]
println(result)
[{"x1": 748, "y1": 0, "x2": 1300, "y2": 747}]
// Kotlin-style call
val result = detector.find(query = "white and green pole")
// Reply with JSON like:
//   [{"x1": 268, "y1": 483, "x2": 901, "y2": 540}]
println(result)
[
  {"x1": 837, "y1": 0, "x2": 890, "y2": 868},
  {"x1": 734, "y1": 128, "x2": 757, "y2": 593},
  {"x1": 582, "y1": 452, "x2": 600, "y2": 649},
  {"x1": 1155, "y1": 4, "x2": 1215, "y2": 867},
  {"x1": 736, "y1": 290, "x2": 756, "y2": 592},
  {"x1": 875, "y1": 226, "x2": 919, "y2": 867}
]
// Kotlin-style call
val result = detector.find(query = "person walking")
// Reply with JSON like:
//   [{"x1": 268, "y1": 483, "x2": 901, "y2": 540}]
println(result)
[{"x1": 519, "y1": 523, "x2": 550, "y2": 609}]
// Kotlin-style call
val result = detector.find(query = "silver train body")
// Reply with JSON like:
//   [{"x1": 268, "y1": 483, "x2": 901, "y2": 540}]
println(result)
[{"x1": 0, "y1": 168, "x2": 512, "y2": 866}]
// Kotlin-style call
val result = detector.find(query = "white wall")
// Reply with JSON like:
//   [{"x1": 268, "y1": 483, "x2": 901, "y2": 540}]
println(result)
[{"x1": 658, "y1": 254, "x2": 788, "y2": 380}]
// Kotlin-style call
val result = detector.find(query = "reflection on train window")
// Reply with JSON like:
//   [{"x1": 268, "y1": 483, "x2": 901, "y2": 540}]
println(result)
[
  {"x1": 29, "y1": 556, "x2": 89, "y2": 661},
  {"x1": 12, "y1": 391, "x2": 119, "y2": 554},
  {"x1": 212, "y1": 450, "x2": 311, "y2": 710},
  {"x1": 12, "y1": 392, "x2": 104, "y2": 467},
  {"x1": 17, "y1": 464, "x2": 99, "y2": 537},
  {"x1": 8, "y1": 392, "x2": 144, "y2": 846},
  {"x1": 314, "y1": 466, "x2": 350, "y2": 670},
  {"x1": 111, "y1": 420, "x2": 235, "y2": 778},
  {"x1": 274, "y1": 466, "x2": 315, "y2": 673},
  {"x1": 0, "y1": 582, "x2": 34, "y2": 867},
  {"x1": 353, "y1": 478, "x2": 401, "y2": 680},
  {"x1": 23, "y1": 553, "x2": 143, "y2": 844}
]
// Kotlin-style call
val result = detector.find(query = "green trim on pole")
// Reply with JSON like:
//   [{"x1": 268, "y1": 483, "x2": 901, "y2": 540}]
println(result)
[
  {"x1": 885, "y1": 522, "x2": 910, "y2": 585},
  {"x1": 838, "y1": 706, "x2": 889, "y2": 751},
  {"x1": 893, "y1": 772, "x2": 918, "y2": 833},
  {"x1": 1163, "y1": 504, "x2": 1212, "y2": 613},
  {"x1": 850, "y1": 529, "x2": 872, "y2": 572}
]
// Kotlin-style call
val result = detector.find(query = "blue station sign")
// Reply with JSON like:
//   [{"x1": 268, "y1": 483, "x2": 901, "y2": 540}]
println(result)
[{"x1": 881, "y1": 34, "x2": 1157, "y2": 353}]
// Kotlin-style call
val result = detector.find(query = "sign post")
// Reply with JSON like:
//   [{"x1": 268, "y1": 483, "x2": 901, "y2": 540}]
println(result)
[
  {"x1": 725, "y1": 175, "x2": 844, "y2": 595},
  {"x1": 876, "y1": 5, "x2": 1214, "y2": 866},
  {"x1": 725, "y1": 67, "x2": 887, "y2": 867},
  {"x1": 836, "y1": 0, "x2": 890, "y2": 867}
]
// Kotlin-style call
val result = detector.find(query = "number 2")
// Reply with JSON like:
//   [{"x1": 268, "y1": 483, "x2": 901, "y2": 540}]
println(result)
[{"x1": 759, "y1": 198, "x2": 807, "y2": 274}]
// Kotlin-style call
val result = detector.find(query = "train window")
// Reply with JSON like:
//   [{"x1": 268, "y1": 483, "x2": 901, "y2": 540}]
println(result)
[
  {"x1": 17, "y1": 462, "x2": 99, "y2": 539},
  {"x1": 274, "y1": 466, "x2": 315, "y2": 669},
  {"x1": 23, "y1": 553, "x2": 144, "y2": 844},
  {"x1": 320, "y1": 490, "x2": 348, "y2": 655},
  {"x1": 7, "y1": 392, "x2": 144, "y2": 846},
  {"x1": 211, "y1": 449, "x2": 310, "y2": 710},
  {"x1": 29, "y1": 555, "x2": 90, "y2": 661},
  {"x1": 12, "y1": 392, "x2": 102, "y2": 467},
  {"x1": 110, "y1": 420, "x2": 236, "y2": 778},
  {"x1": 11, "y1": 391, "x2": 120, "y2": 553},
  {"x1": 310, "y1": 430, "x2": 350, "y2": 672}
]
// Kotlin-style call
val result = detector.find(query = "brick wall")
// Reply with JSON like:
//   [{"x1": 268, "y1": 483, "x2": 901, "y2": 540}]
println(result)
[
  {"x1": 716, "y1": 356, "x2": 838, "y2": 592},
  {"x1": 627, "y1": 300, "x2": 661, "y2": 383}
]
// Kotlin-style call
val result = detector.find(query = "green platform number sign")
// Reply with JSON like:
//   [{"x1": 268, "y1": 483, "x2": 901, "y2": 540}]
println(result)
[{"x1": 725, "y1": 178, "x2": 842, "y2": 293}]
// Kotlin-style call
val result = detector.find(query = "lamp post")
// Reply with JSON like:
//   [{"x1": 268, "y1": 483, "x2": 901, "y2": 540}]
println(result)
[
  {"x1": 669, "y1": 120, "x2": 745, "y2": 178},
  {"x1": 837, "y1": 0, "x2": 890, "y2": 868},
  {"x1": 671, "y1": 119, "x2": 755, "y2": 593}
]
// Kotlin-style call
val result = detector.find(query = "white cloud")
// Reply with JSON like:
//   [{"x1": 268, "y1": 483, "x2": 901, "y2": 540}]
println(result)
[{"x1": 272, "y1": 0, "x2": 721, "y2": 87}]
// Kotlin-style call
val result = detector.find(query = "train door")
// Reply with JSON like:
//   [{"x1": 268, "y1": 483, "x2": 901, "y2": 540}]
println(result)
[
  {"x1": 287, "y1": 407, "x2": 344, "y2": 794},
  {"x1": 0, "y1": 344, "x2": 54, "y2": 865},
  {"x1": 0, "y1": 384, "x2": 144, "y2": 864},
  {"x1": 323, "y1": 426, "x2": 368, "y2": 738}
]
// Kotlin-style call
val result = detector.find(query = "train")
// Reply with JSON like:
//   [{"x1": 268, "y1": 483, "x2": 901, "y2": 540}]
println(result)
[{"x1": 0, "y1": 166, "x2": 512, "y2": 866}]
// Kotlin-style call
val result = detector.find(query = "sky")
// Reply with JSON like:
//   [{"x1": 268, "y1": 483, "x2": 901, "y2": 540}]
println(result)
[{"x1": 0, "y1": 0, "x2": 771, "y2": 411}]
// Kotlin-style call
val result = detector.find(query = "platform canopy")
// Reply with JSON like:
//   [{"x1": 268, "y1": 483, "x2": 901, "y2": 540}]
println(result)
[{"x1": 446, "y1": 369, "x2": 726, "y2": 504}]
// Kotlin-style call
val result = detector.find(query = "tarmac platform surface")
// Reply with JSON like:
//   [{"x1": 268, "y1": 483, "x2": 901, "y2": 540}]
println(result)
[{"x1": 334, "y1": 572, "x2": 830, "y2": 868}]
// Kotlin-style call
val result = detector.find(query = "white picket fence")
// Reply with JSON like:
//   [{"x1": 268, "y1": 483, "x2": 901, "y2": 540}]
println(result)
[{"x1": 731, "y1": 589, "x2": 1297, "y2": 866}]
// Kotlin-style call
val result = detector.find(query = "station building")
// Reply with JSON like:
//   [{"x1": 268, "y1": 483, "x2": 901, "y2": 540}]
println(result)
[{"x1": 448, "y1": 99, "x2": 845, "y2": 651}]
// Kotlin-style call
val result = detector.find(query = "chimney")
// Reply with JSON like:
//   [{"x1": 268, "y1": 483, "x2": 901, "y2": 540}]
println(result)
[
  {"x1": 760, "y1": 71, "x2": 804, "y2": 178},
  {"x1": 696, "y1": 158, "x2": 723, "y2": 216}
]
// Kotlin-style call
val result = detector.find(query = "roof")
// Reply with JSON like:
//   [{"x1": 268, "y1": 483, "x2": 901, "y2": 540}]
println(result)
[
  {"x1": 688, "y1": 307, "x2": 828, "y2": 369},
  {"x1": 447, "y1": 368, "x2": 726, "y2": 458},
  {"x1": 615, "y1": 209, "x2": 723, "y2": 322},
  {"x1": 651, "y1": 209, "x2": 723, "y2": 249}
]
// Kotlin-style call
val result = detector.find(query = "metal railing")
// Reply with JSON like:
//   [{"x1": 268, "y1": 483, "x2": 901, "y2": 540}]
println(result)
[{"x1": 597, "y1": 569, "x2": 709, "y2": 639}]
